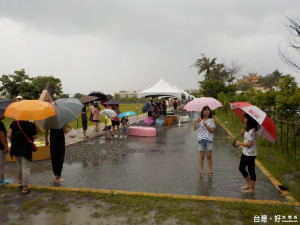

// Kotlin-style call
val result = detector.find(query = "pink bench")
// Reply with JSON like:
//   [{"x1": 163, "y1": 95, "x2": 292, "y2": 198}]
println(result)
[{"x1": 128, "y1": 126, "x2": 156, "y2": 137}]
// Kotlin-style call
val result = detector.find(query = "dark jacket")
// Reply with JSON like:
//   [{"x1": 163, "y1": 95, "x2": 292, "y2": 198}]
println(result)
[{"x1": 10, "y1": 121, "x2": 37, "y2": 161}]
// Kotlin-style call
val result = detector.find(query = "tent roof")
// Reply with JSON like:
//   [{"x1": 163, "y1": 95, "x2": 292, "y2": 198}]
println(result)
[
  {"x1": 180, "y1": 89, "x2": 191, "y2": 100},
  {"x1": 138, "y1": 79, "x2": 182, "y2": 99}
]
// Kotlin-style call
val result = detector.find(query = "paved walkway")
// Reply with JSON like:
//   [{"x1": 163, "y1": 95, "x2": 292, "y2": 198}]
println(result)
[{"x1": 6, "y1": 111, "x2": 300, "y2": 206}]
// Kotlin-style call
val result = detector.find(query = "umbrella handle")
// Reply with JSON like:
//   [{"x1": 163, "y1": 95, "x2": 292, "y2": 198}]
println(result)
[{"x1": 232, "y1": 133, "x2": 243, "y2": 148}]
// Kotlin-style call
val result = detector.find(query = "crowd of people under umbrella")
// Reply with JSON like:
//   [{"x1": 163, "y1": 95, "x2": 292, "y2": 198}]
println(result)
[
  {"x1": 0, "y1": 91, "x2": 132, "y2": 194},
  {"x1": 0, "y1": 92, "x2": 277, "y2": 195}
]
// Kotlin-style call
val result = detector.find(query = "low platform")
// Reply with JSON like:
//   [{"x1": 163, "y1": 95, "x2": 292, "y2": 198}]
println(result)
[
  {"x1": 6, "y1": 144, "x2": 50, "y2": 162},
  {"x1": 179, "y1": 115, "x2": 190, "y2": 122},
  {"x1": 164, "y1": 117, "x2": 173, "y2": 125},
  {"x1": 128, "y1": 126, "x2": 156, "y2": 137}
]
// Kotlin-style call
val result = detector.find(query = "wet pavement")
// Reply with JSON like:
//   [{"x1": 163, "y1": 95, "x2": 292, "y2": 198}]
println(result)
[{"x1": 5, "y1": 113, "x2": 285, "y2": 201}]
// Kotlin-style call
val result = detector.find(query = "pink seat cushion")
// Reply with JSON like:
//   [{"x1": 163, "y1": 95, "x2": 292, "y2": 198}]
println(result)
[{"x1": 128, "y1": 126, "x2": 156, "y2": 137}]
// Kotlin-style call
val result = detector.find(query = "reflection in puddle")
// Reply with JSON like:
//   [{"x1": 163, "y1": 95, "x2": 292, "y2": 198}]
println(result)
[{"x1": 5, "y1": 114, "x2": 286, "y2": 201}]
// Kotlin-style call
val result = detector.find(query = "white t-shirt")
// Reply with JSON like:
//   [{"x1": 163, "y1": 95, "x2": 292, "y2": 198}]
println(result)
[
  {"x1": 242, "y1": 128, "x2": 257, "y2": 156},
  {"x1": 197, "y1": 118, "x2": 215, "y2": 142}
]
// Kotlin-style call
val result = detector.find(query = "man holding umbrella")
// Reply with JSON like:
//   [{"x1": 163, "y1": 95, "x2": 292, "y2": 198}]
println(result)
[
  {"x1": 81, "y1": 102, "x2": 89, "y2": 139},
  {"x1": 43, "y1": 98, "x2": 83, "y2": 183},
  {"x1": 45, "y1": 126, "x2": 69, "y2": 183}
]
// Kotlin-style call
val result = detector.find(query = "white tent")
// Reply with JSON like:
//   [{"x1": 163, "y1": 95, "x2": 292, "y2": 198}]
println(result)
[
  {"x1": 138, "y1": 79, "x2": 182, "y2": 99},
  {"x1": 180, "y1": 89, "x2": 191, "y2": 100},
  {"x1": 172, "y1": 85, "x2": 186, "y2": 100}
]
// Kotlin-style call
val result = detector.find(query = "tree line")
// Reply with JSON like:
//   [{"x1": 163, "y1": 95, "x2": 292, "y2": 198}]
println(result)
[
  {"x1": 0, "y1": 69, "x2": 65, "y2": 100},
  {"x1": 0, "y1": 69, "x2": 146, "y2": 103}
]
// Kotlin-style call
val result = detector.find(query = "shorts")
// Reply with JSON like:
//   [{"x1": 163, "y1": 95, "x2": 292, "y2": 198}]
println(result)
[
  {"x1": 92, "y1": 120, "x2": 99, "y2": 123},
  {"x1": 121, "y1": 127, "x2": 128, "y2": 135},
  {"x1": 105, "y1": 126, "x2": 111, "y2": 131},
  {"x1": 112, "y1": 120, "x2": 120, "y2": 126},
  {"x1": 82, "y1": 120, "x2": 87, "y2": 131},
  {"x1": 198, "y1": 140, "x2": 213, "y2": 151}
]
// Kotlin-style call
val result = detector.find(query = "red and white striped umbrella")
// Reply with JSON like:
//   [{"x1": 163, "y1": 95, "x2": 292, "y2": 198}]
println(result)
[
  {"x1": 183, "y1": 97, "x2": 223, "y2": 112},
  {"x1": 229, "y1": 102, "x2": 276, "y2": 143}
]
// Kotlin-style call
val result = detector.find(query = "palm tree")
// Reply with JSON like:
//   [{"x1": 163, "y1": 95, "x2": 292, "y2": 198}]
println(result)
[
  {"x1": 210, "y1": 63, "x2": 228, "y2": 81},
  {"x1": 192, "y1": 54, "x2": 217, "y2": 81}
]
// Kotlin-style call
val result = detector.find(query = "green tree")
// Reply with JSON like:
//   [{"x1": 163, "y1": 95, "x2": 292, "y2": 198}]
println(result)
[
  {"x1": 0, "y1": 69, "x2": 31, "y2": 98},
  {"x1": 258, "y1": 75, "x2": 273, "y2": 91},
  {"x1": 199, "y1": 80, "x2": 228, "y2": 99},
  {"x1": 258, "y1": 70, "x2": 283, "y2": 91},
  {"x1": 73, "y1": 93, "x2": 84, "y2": 99},
  {"x1": 237, "y1": 82, "x2": 253, "y2": 92},
  {"x1": 192, "y1": 54, "x2": 217, "y2": 81},
  {"x1": 31, "y1": 76, "x2": 63, "y2": 99},
  {"x1": 276, "y1": 75, "x2": 300, "y2": 121},
  {"x1": 270, "y1": 69, "x2": 283, "y2": 89},
  {"x1": 210, "y1": 63, "x2": 228, "y2": 82},
  {"x1": 0, "y1": 69, "x2": 64, "y2": 100},
  {"x1": 59, "y1": 93, "x2": 69, "y2": 98}
]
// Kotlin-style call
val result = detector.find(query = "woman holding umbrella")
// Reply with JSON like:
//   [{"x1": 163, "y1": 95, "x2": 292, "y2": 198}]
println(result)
[
  {"x1": 193, "y1": 106, "x2": 216, "y2": 177},
  {"x1": 8, "y1": 121, "x2": 38, "y2": 194},
  {"x1": 235, "y1": 113, "x2": 260, "y2": 193}
]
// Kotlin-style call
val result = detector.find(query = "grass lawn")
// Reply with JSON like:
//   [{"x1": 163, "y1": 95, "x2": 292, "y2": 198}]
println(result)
[
  {"x1": 1, "y1": 186, "x2": 299, "y2": 225},
  {"x1": 69, "y1": 103, "x2": 146, "y2": 129},
  {"x1": 1, "y1": 103, "x2": 146, "y2": 136}
]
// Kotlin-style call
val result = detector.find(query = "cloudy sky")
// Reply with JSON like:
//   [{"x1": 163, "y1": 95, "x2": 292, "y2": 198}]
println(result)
[{"x1": 0, "y1": 0, "x2": 299, "y2": 96}]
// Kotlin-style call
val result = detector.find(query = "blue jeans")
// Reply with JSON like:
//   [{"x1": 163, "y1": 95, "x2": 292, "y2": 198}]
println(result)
[{"x1": 198, "y1": 140, "x2": 213, "y2": 151}]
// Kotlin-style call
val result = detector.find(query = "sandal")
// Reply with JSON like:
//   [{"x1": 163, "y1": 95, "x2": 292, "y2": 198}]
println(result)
[
  {"x1": 240, "y1": 186, "x2": 250, "y2": 190},
  {"x1": 208, "y1": 172, "x2": 212, "y2": 176},
  {"x1": 200, "y1": 172, "x2": 204, "y2": 177},
  {"x1": 22, "y1": 189, "x2": 31, "y2": 194}
]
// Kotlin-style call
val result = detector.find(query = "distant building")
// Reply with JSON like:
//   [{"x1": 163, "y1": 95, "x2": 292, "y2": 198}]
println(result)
[
  {"x1": 115, "y1": 90, "x2": 141, "y2": 98},
  {"x1": 236, "y1": 73, "x2": 264, "y2": 91}
]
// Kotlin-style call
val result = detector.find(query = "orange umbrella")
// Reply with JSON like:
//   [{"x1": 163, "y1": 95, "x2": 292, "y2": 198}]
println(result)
[{"x1": 4, "y1": 100, "x2": 56, "y2": 120}]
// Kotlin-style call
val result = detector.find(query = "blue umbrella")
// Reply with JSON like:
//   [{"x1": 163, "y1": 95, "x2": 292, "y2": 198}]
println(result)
[
  {"x1": 142, "y1": 103, "x2": 150, "y2": 113},
  {"x1": 118, "y1": 111, "x2": 136, "y2": 118}
]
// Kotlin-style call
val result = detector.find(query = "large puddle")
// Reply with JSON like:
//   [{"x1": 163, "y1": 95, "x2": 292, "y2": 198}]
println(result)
[{"x1": 5, "y1": 113, "x2": 285, "y2": 201}]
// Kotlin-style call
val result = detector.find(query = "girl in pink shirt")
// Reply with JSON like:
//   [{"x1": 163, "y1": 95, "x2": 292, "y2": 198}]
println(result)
[{"x1": 92, "y1": 103, "x2": 101, "y2": 133}]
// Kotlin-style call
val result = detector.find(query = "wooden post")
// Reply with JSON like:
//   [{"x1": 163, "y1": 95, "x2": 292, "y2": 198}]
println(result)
[
  {"x1": 280, "y1": 121, "x2": 283, "y2": 154},
  {"x1": 293, "y1": 123, "x2": 296, "y2": 157},
  {"x1": 286, "y1": 121, "x2": 289, "y2": 157}
]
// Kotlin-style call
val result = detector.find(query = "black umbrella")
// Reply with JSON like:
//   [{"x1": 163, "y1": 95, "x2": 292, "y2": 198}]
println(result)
[
  {"x1": 88, "y1": 91, "x2": 107, "y2": 101},
  {"x1": 0, "y1": 99, "x2": 14, "y2": 117},
  {"x1": 79, "y1": 95, "x2": 98, "y2": 104},
  {"x1": 103, "y1": 99, "x2": 122, "y2": 105}
]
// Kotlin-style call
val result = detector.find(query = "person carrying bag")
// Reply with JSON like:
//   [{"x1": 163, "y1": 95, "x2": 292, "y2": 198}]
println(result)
[
  {"x1": 8, "y1": 120, "x2": 38, "y2": 194},
  {"x1": 16, "y1": 121, "x2": 38, "y2": 152}
]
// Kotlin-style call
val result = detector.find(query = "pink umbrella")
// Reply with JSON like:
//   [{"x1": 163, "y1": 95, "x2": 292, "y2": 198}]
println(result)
[
  {"x1": 183, "y1": 97, "x2": 223, "y2": 112},
  {"x1": 229, "y1": 102, "x2": 276, "y2": 143}
]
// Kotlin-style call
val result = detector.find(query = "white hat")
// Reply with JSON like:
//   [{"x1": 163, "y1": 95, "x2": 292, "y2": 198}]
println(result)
[{"x1": 16, "y1": 96, "x2": 22, "y2": 99}]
